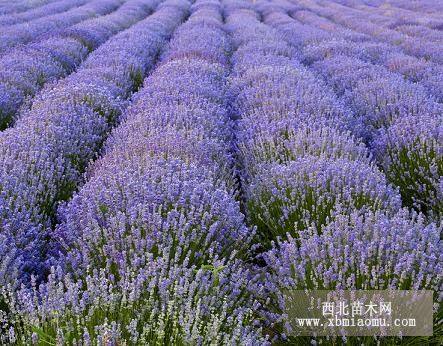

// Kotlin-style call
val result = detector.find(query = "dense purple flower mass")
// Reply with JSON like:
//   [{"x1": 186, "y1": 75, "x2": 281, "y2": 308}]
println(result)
[
  {"x1": 373, "y1": 115, "x2": 443, "y2": 218},
  {"x1": 262, "y1": 208, "x2": 442, "y2": 336},
  {"x1": 259, "y1": 2, "x2": 443, "y2": 222},
  {"x1": 247, "y1": 156, "x2": 401, "y2": 240},
  {"x1": 0, "y1": 0, "x2": 441, "y2": 344},
  {"x1": 0, "y1": 0, "x2": 188, "y2": 288}
]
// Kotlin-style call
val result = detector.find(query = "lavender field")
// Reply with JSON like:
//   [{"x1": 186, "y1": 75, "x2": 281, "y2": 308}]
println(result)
[{"x1": 0, "y1": 0, "x2": 442, "y2": 344}]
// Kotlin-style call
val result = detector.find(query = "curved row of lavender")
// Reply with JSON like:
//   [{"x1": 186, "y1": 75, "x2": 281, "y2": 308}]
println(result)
[
  {"x1": 259, "y1": 1, "x2": 443, "y2": 222},
  {"x1": 345, "y1": 0, "x2": 443, "y2": 33},
  {"x1": 0, "y1": 0, "x2": 121, "y2": 55},
  {"x1": 0, "y1": 0, "x2": 188, "y2": 292},
  {"x1": 386, "y1": 0, "x2": 443, "y2": 21},
  {"x1": 0, "y1": 0, "x2": 90, "y2": 27},
  {"x1": 3, "y1": 0, "x2": 268, "y2": 343},
  {"x1": 0, "y1": 0, "x2": 156, "y2": 130},
  {"x1": 0, "y1": 0, "x2": 440, "y2": 344},
  {"x1": 328, "y1": 0, "x2": 443, "y2": 32},
  {"x1": 297, "y1": 0, "x2": 443, "y2": 64},
  {"x1": 0, "y1": 0, "x2": 58, "y2": 16},
  {"x1": 224, "y1": 0, "x2": 442, "y2": 341},
  {"x1": 288, "y1": 5, "x2": 443, "y2": 103}
]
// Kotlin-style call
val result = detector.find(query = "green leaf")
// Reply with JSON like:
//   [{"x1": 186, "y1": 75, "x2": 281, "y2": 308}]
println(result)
[{"x1": 30, "y1": 325, "x2": 56, "y2": 345}]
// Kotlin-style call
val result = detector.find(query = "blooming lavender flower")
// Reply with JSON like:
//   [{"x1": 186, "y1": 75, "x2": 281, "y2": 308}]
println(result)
[
  {"x1": 225, "y1": 5, "x2": 389, "y2": 247},
  {"x1": 238, "y1": 124, "x2": 372, "y2": 177},
  {"x1": 312, "y1": 55, "x2": 386, "y2": 96},
  {"x1": 384, "y1": 53, "x2": 435, "y2": 83},
  {"x1": 0, "y1": 0, "x2": 57, "y2": 16},
  {"x1": 54, "y1": 156, "x2": 251, "y2": 272},
  {"x1": 230, "y1": 65, "x2": 354, "y2": 131},
  {"x1": 268, "y1": 6, "x2": 443, "y2": 104},
  {"x1": 2, "y1": 2, "x2": 269, "y2": 344},
  {"x1": 51, "y1": 0, "x2": 243, "y2": 275},
  {"x1": 395, "y1": 24, "x2": 443, "y2": 43},
  {"x1": 7, "y1": 249, "x2": 267, "y2": 344},
  {"x1": 262, "y1": 8, "x2": 443, "y2": 221},
  {"x1": 372, "y1": 115, "x2": 443, "y2": 219},
  {"x1": 344, "y1": 74, "x2": 442, "y2": 133},
  {"x1": 334, "y1": 2, "x2": 441, "y2": 63}
]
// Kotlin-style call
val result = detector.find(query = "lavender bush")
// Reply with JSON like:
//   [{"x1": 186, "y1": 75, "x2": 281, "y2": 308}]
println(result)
[{"x1": 0, "y1": 0, "x2": 89, "y2": 27}]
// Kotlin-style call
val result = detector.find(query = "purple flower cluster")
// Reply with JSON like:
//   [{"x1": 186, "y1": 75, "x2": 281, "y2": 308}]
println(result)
[
  {"x1": 0, "y1": 0, "x2": 188, "y2": 288},
  {"x1": 0, "y1": 0, "x2": 441, "y2": 343},
  {"x1": 0, "y1": 0, "x2": 157, "y2": 130},
  {"x1": 3, "y1": 1, "x2": 268, "y2": 343},
  {"x1": 341, "y1": 72, "x2": 442, "y2": 132},
  {"x1": 373, "y1": 115, "x2": 443, "y2": 218},
  {"x1": 247, "y1": 156, "x2": 401, "y2": 241},
  {"x1": 249, "y1": 2, "x2": 442, "y2": 340},
  {"x1": 286, "y1": 5, "x2": 443, "y2": 103},
  {"x1": 298, "y1": 0, "x2": 443, "y2": 64},
  {"x1": 0, "y1": 0, "x2": 122, "y2": 54},
  {"x1": 53, "y1": 0, "x2": 246, "y2": 301},
  {"x1": 8, "y1": 250, "x2": 264, "y2": 344}
]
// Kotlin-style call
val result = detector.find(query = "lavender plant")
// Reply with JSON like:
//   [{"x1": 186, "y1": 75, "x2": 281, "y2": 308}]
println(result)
[
  {"x1": 373, "y1": 115, "x2": 443, "y2": 220},
  {"x1": 0, "y1": 0, "x2": 89, "y2": 27}
]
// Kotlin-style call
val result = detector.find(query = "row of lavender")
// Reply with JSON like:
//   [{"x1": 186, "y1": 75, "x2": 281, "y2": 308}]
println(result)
[
  {"x1": 0, "y1": 0, "x2": 89, "y2": 26},
  {"x1": 0, "y1": 0, "x2": 441, "y2": 343},
  {"x1": 297, "y1": 0, "x2": 443, "y2": 64},
  {"x1": 0, "y1": 0, "x2": 59, "y2": 16},
  {"x1": 2, "y1": 0, "x2": 268, "y2": 343},
  {"x1": 0, "y1": 0, "x2": 188, "y2": 291},
  {"x1": 0, "y1": 0, "x2": 157, "y2": 130},
  {"x1": 258, "y1": 0, "x2": 443, "y2": 222},
  {"x1": 291, "y1": 1, "x2": 443, "y2": 103},
  {"x1": 319, "y1": 0, "x2": 443, "y2": 32},
  {"x1": 0, "y1": 0, "x2": 121, "y2": 55}
]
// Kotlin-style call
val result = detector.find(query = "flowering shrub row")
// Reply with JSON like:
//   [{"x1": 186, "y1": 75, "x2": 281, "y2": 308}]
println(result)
[{"x1": 0, "y1": 0, "x2": 188, "y2": 290}]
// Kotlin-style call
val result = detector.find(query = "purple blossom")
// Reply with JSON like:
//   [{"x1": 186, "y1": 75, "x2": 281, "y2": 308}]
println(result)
[
  {"x1": 372, "y1": 115, "x2": 443, "y2": 219},
  {"x1": 262, "y1": 208, "x2": 442, "y2": 292},
  {"x1": 2, "y1": 2, "x2": 268, "y2": 343}
]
